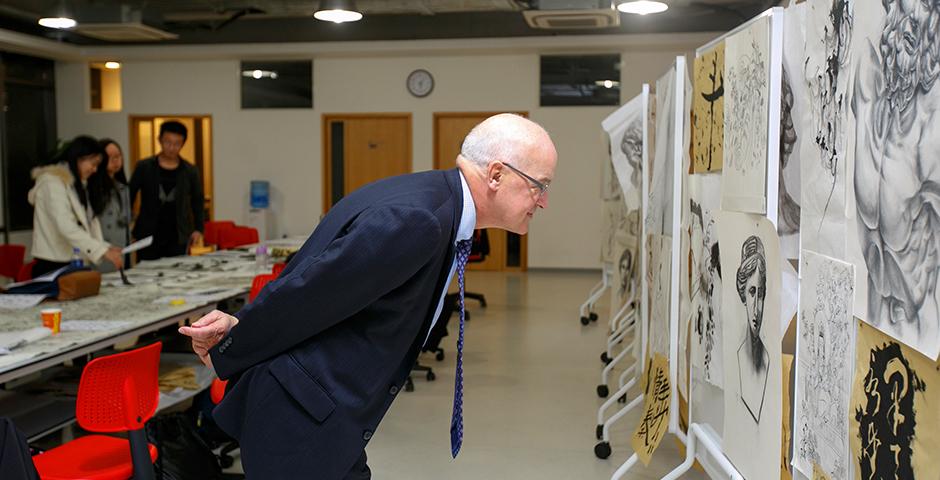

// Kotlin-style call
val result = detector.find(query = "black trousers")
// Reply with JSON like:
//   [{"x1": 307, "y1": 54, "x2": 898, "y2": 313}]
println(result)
[
  {"x1": 137, "y1": 241, "x2": 188, "y2": 261},
  {"x1": 31, "y1": 259, "x2": 69, "y2": 278},
  {"x1": 344, "y1": 451, "x2": 370, "y2": 480}
]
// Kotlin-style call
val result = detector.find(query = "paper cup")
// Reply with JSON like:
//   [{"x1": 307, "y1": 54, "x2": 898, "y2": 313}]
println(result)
[{"x1": 41, "y1": 308, "x2": 61, "y2": 334}]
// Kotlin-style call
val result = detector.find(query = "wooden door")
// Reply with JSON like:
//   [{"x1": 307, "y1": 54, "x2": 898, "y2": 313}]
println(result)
[
  {"x1": 128, "y1": 115, "x2": 213, "y2": 220},
  {"x1": 323, "y1": 114, "x2": 412, "y2": 212},
  {"x1": 434, "y1": 112, "x2": 528, "y2": 271}
]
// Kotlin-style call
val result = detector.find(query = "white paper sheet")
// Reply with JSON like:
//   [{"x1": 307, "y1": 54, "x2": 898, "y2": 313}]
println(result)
[
  {"x1": 122, "y1": 236, "x2": 154, "y2": 254},
  {"x1": 0, "y1": 294, "x2": 48, "y2": 310},
  {"x1": 60, "y1": 320, "x2": 133, "y2": 332},
  {"x1": 0, "y1": 327, "x2": 52, "y2": 355},
  {"x1": 602, "y1": 93, "x2": 646, "y2": 212},
  {"x1": 689, "y1": 173, "x2": 724, "y2": 388}
]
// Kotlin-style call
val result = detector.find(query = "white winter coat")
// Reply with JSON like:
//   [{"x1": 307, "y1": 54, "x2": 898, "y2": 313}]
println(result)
[{"x1": 27, "y1": 164, "x2": 110, "y2": 264}]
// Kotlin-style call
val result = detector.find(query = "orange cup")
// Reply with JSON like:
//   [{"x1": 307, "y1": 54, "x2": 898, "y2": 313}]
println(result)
[{"x1": 41, "y1": 308, "x2": 61, "y2": 334}]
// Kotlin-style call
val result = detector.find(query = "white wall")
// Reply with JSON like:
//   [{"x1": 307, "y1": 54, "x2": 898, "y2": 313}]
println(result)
[{"x1": 52, "y1": 34, "x2": 715, "y2": 269}]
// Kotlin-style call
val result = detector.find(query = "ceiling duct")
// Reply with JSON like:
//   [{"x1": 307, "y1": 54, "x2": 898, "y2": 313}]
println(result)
[
  {"x1": 73, "y1": 5, "x2": 178, "y2": 42},
  {"x1": 523, "y1": 0, "x2": 620, "y2": 29}
]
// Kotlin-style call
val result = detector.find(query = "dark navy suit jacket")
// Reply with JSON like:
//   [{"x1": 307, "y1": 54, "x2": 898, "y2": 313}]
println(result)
[{"x1": 209, "y1": 169, "x2": 463, "y2": 478}]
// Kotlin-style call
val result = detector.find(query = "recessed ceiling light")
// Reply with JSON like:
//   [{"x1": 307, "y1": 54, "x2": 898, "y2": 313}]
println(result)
[
  {"x1": 617, "y1": 1, "x2": 669, "y2": 15},
  {"x1": 38, "y1": 17, "x2": 77, "y2": 29},
  {"x1": 314, "y1": 0, "x2": 362, "y2": 23},
  {"x1": 104, "y1": 61, "x2": 121, "y2": 69}
]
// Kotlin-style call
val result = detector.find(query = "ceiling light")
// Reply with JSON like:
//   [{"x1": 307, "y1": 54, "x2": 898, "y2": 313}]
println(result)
[
  {"x1": 595, "y1": 80, "x2": 620, "y2": 88},
  {"x1": 617, "y1": 1, "x2": 668, "y2": 15},
  {"x1": 241, "y1": 70, "x2": 279, "y2": 80},
  {"x1": 314, "y1": 0, "x2": 362, "y2": 23},
  {"x1": 252, "y1": 69, "x2": 263, "y2": 79},
  {"x1": 38, "y1": 17, "x2": 77, "y2": 29},
  {"x1": 104, "y1": 61, "x2": 121, "y2": 69}
]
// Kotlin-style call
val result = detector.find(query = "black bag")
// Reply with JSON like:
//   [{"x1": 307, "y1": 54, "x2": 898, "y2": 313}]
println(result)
[{"x1": 147, "y1": 413, "x2": 223, "y2": 480}]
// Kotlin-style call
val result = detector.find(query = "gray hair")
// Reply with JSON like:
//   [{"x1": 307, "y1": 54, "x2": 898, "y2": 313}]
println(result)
[{"x1": 459, "y1": 113, "x2": 548, "y2": 169}]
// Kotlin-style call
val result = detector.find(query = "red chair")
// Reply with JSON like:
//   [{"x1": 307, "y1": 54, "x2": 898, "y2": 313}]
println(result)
[
  {"x1": 203, "y1": 221, "x2": 235, "y2": 247},
  {"x1": 272, "y1": 262, "x2": 286, "y2": 277},
  {"x1": 249, "y1": 273, "x2": 277, "y2": 303},
  {"x1": 0, "y1": 244, "x2": 25, "y2": 279},
  {"x1": 33, "y1": 342, "x2": 162, "y2": 480},
  {"x1": 219, "y1": 226, "x2": 259, "y2": 250},
  {"x1": 16, "y1": 260, "x2": 36, "y2": 282}
]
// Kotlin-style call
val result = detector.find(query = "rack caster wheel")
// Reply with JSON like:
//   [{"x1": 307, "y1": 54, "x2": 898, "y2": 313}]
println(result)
[
  {"x1": 435, "y1": 351, "x2": 445, "y2": 361},
  {"x1": 427, "y1": 371, "x2": 436, "y2": 381},
  {"x1": 219, "y1": 454, "x2": 234, "y2": 469},
  {"x1": 405, "y1": 377, "x2": 414, "y2": 392},
  {"x1": 597, "y1": 385, "x2": 609, "y2": 398},
  {"x1": 618, "y1": 394, "x2": 626, "y2": 403},
  {"x1": 594, "y1": 441, "x2": 611, "y2": 459},
  {"x1": 600, "y1": 352, "x2": 610, "y2": 363},
  {"x1": 595, "y1": 424, "x2": 604, "y2": 440},
  {"x1": 580, "y1": 316, "x2": 590, "y2": 325},
  {"x1": 589, "y1": 312, "x2": 599, "y2": 321}
]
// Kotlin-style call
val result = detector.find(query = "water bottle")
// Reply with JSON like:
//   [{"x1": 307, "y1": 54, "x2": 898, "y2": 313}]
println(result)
[
  {"x1": 255, "y1": 244, "x2": 268, "y2": 273},
  {"x1": 70, "y1": 247, "x2": 83, "y2": 268}
]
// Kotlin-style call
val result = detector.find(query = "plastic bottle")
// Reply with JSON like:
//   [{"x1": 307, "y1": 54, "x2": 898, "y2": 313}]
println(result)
[
  {"x1": 70, "y1": 247, "x2": 83, "y2": 268},
  {"x1": 255, "y1": 244, "x2": 268, "y2": 273}
]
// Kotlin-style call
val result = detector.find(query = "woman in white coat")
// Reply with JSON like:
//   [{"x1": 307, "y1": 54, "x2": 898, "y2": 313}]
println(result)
[{"x1": 28, "y1": 135, "x2": 124, "y2": 277}]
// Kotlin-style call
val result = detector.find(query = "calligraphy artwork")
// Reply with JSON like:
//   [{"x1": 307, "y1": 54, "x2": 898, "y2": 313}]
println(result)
[
  {"x1": 793, "y1": 251, "x2": 856, "y2": 479},
  {"x1": 693, "y1": 42, "x2": 725, "y2": 173},
  {"x1": 722, "y1": 15, "x2": 772, "y2": 214},
  {"x1": 846, "y1": 0, "x2": 940, "y2": 360},
  {"x1": 719, "y1": 212, "x2": 783, "y2": 480},
  {"x1": 850, "y1": 321, "x2": 940, "y2": 479},
  {"x1": 632, "y1": 352, "x2": 671, "y2": 466}
]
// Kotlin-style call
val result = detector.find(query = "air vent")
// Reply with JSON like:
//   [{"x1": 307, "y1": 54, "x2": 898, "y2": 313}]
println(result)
[
  {"x1": 523, "y1": 9, "x2": 620, "y2": 29},
  {"x1": 74, "y1": 22, "x2": 178, "y2": 42}
]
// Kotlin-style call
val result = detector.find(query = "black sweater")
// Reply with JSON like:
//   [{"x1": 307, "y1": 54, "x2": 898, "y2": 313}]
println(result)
[{"x1": 129, "y1": 156, "x2": 205, "y2": 245}]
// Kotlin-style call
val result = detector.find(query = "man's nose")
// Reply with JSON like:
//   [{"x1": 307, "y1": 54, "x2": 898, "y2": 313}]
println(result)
[{"x1": 537, "y1": 190, "x2": 549, "y2": 209}]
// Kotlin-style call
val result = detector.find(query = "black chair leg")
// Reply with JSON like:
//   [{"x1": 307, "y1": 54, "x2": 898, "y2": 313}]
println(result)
[{"x1": 464, "y1": 292, "x2": 486, "y2": 307}]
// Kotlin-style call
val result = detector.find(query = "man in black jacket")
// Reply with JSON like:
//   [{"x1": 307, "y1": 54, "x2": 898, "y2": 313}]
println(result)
[{"x1": 129, "y1": 120, "x2": 204, "y2": 260}]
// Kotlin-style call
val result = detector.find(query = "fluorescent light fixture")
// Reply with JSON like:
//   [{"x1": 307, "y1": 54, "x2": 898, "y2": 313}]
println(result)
[
  {"x1": 104, "y1": 61, "x2": 121, "y2": 69},
  {"x1": 617, "y1": 1, "x2": 668, "y2": 15},
  {"x1": 38, "y1": 17, "x2": 77, "y2": 29},
  {"x1": 314, "y1": 0, "x2": 362, "y2": 23}
]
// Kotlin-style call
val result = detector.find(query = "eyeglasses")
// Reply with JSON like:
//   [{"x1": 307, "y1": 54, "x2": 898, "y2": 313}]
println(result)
[{"x1": 503, "y1": 162, "x2": 550, "y2": 199}]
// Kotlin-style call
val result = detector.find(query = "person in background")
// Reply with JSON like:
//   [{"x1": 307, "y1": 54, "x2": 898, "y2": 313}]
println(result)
[
  {"x1": 91, "y1": 138, "x2": 131, "y2": 273},
  {"x1": 27, "y1": 135, "x2": 123, "y2": 277},
  {"x1": 129, "y1": 120, "x2": 204, "y2": 260}
]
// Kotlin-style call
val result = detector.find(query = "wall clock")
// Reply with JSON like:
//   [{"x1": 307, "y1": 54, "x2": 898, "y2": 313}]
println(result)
[{"x1": 407, "y1": 69, "x2": 434, "y2": 98}]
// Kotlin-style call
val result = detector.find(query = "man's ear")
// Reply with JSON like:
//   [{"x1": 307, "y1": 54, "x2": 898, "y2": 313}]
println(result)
[{"x1": 486, "y1": 162, "x2": 503, "y2": 191}]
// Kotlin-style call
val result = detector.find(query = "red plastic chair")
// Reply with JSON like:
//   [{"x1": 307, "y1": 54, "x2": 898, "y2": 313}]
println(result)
[
  {"x1": 219, "y1": 226, "x2": 259, "y2": 250},
  {"x1": 203, "y1": 221, "x2": 235, "y2": 247},
  {"x1": 272, "y1": 262, "x2": 286, "y2": 277},
  {"x1": 0, "y1": 244, "x2": 25, "y2": 279},
  {"x1": 33, "y1": 342, "x2": 162, "y2": 480},
  {"x1": 249, "y1": 273, "x2": 277, "y2": 303},
  {"x1": 16, "y1": 260, "x2": 36, "y2": 282}
]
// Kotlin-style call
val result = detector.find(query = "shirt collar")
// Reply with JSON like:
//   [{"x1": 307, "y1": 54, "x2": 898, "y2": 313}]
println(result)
[{"x1": 456, "y1": 169, "x2": 476, "y2": 243}]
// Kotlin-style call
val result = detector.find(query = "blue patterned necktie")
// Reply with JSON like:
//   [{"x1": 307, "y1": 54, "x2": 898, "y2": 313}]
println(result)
[{"x1": 450, "y1": 238, "x2": 473, "y2": 458}]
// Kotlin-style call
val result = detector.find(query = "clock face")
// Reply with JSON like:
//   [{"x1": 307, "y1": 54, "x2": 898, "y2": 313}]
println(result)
[{"x1": 407, "y1": 69, "x2": 434, "y2": 97}]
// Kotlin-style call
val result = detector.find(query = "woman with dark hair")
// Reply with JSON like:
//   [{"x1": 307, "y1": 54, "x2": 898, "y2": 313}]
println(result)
[
  {"x1": 92, "y1": 139, "x2": 131, "y2": 272},
  {"x1": 27, "y1": 135, "x2": 123, "y2": 277}
]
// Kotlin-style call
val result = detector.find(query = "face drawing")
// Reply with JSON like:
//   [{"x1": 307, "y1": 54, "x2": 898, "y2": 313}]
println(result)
[
  {"x1": 618, "y1": 248, "x2": 633, "y2": 298},
  {"x1": 736, "y1": 235, "x2": 767, "y2": 374},
  {"x1": 620, "y1": 122, "x2": 644, "y2": 189}
]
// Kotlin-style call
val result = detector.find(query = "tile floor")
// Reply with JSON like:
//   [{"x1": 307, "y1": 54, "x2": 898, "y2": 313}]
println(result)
[{"x1": 226, "y1": 270, "x2": 708, "y2": 479}]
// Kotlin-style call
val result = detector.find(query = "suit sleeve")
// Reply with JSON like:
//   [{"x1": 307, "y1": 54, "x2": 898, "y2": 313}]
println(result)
[{"x1": 210, "y1": 205, "x2": 444, "y2": 379}]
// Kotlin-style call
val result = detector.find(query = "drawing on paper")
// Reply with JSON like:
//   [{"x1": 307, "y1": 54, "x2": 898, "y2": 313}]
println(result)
[
  {"x1": 649, "y1": 236, "x2": 672, "y2": 357},
  {"x1": 720, "y1": 213, "x2": 783, "y2": 480},
  {"x1": 735, "y1": 235, "x2": 769, "y2": 424},
  {"x1": 855, "y1": 342, "x2": 924, "y2": 479},
  {"x1": 725, "y1": 32, "x2": 768, "y2": 176},
  {"x1": 778, "y1": 67, "x2": 800, "y2": 236},
  {"x1": 603, "y1": 93, "x2": 646, "y2": 212},
  {"x1": 610, "y1": 230, "x2": 639, "y2": 320},
  {"x1": 689, "y1": 174, "x2": 723, "y2": 387},
  {"x1": 648, "y1": 67, "x2": 677, "y2": 236},
  {"x1": 722, "y1": 16, "x2": 771, "y2": 213},
  {"x1": 793, "y1": 251, "x2": 855, "y2": 480},
  {"x1": 849, "y1": 0, "x2": 940, "y2": 359},
  {"x1": 693, "y1": 42, "x2": 725, "y2": 173},
  {"x1": 620, "y1": 118, "x2": 643, "y2": 192}
]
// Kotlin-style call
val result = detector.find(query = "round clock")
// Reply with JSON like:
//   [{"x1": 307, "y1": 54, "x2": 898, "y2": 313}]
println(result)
[{"x1": 406, "y1": 69, "x2": 434, "y2": 98}]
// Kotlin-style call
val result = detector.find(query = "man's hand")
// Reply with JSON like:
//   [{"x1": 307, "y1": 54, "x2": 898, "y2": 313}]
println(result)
[
  {"x1": 178, "y1": 310, "x2": 239, "y2": 373},
  {"x1": 190, "y1": 230, "x2": 204, "y2": 247}
]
